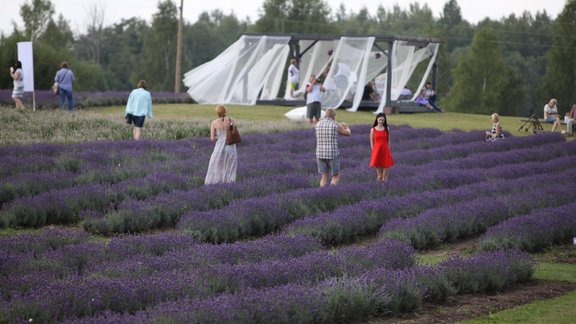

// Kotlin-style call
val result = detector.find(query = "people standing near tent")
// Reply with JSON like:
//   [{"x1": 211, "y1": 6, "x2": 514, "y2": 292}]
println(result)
[
  {"x1": 416, "y1": 81, "x2": 441, "y2": 112},
  {"x1": 485, "y1": 113, "x2": 505, "y2": 141},
  {"x1": 125, "y1": 80, "x2": 153, "y2": 140},
  {"x1": 370, "y1": 113, "x2": 394, "y2": 182},
  {"x1": 54, "y1": 62, "x2": 75, "y2": 112},
  {"x1": 205, "y1": 104, "x2": 238, "y2": 185},
  {"x1": 287, "y1": 58, "x2": 299, "y2": 98},
  {"x1": 362, "y1": 81, "x2": 380, "y2": 102},
  {"x1": 9, "y1": 61, "x2": 25, "y2": 110},
  {"x1": 543, "y1": 98, "x2": 563, "y2": 133},
  {"x1": 306, "y1": 74, "x2": 325, "y2": 124},
  {"x1": 315, "y1": 108, "x2": 351, "y2": 187},
  {"x1": 399, "y1": 86, "x2": 413, "y2": 100}
]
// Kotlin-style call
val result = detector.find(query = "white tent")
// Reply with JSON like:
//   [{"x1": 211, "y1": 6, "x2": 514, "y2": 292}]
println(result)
[{"x1": 183, "y1": 34, "x2": 440, "y2": 114}]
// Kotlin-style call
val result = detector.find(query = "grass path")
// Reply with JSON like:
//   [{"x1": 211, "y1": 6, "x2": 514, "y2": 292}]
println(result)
[{"x1": 412, "y1": 239, "x2": 576, "y2": 323}]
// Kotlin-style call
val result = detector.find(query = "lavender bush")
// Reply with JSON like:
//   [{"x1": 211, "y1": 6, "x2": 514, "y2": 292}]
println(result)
[
  {"x1": 0, "y1": 123, "x2": 571, "y2": 322},
  {"x1": 59, "y1": 250, "x2": 533, "y2": 324},
  {"x1": 479, "y1": 202, "x2": 576, "y2": 252}
]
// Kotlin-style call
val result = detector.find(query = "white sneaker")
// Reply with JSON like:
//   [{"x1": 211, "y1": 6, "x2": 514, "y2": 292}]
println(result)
[{"x1": 561, "y1": 130, "x2": 566, "y2": 134}]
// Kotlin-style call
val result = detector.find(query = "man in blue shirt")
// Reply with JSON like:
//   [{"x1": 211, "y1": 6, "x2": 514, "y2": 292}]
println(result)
[
  {"x1": 54, "y1": 62, "x2": 75, "y2": 111},
  {"x1": 125, "y1": 80, "x2": 153, "y2": 140}
]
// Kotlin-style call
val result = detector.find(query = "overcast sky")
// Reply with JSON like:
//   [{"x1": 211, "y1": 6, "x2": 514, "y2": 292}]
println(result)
[{"x1": 0, "y1": 0, "x2": 566, "y2": 35}]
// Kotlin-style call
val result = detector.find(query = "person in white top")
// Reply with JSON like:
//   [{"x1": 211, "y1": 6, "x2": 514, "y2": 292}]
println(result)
[
  {"x1": 543, "y1": 98, "x2": 563, "y2": 133},
  {"x1": 305, "y1": 74, "x2": 326, "y2": 124},
  {"x1": 287, "y1": 58, "x2": 299, "y2": 98},
  {"x1": 9, "y1": 61, "x2": 25, "y2": 110}
]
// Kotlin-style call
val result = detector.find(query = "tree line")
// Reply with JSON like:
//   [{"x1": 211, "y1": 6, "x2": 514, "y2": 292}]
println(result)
[{"x1": 1, "y1": 0, "x2": 575, "y2": 116}]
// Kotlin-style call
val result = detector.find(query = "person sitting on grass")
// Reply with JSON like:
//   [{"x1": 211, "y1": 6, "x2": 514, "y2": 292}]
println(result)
[{"x1": 485, "y1": 113, "x2": 505, "y2": 141}]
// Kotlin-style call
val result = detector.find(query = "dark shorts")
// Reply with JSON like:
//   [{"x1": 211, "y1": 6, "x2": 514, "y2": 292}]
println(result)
[
  {"x1": 307, "y1": 102, "x2": 321, "y2": 120},
  {"x1": 317, "y1": 156, "x2": 340, "y2": 175},
  {"x1": 126, "y1": 114, "x2": 145, "y2": 128}
]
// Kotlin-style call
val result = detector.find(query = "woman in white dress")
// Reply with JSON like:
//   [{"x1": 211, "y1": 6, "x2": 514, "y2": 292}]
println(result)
[{"x1": 205, "y1": 104, "x2": 238, "y2": 185}]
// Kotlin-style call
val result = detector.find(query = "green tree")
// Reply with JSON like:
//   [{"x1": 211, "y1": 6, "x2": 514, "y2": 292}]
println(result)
[
  {"x1": 20, "y1": 0, "x2": 55, "y2": 41},
  {"x1": 254, "y1": 0, "x2": 334, "y2": 34},
  {"x1": 184, "y1": 11, "x2": 247, "y2": 71},
  {"x1": 133, "y1": 0, "x2": 178, "y2": 91},
  {"x1": 439, "y1": 0, "x2": 462, "y2": 27},
  {"x1": 443, "y1": 28, "x2": 523, "y2": 116},
  {"x1": 541, "y1": 0, "x2": 576, "y2": 113}
]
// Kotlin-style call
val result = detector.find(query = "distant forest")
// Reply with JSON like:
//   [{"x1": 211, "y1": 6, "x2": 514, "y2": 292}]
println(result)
[{"x1": 1, "y1": 0, "x2": 576, "y2": 115}]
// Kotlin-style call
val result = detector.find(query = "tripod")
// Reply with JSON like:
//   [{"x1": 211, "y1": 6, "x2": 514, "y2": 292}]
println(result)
[{"x1": 518, "y1": 114, "x2": 544, "y2": 134}]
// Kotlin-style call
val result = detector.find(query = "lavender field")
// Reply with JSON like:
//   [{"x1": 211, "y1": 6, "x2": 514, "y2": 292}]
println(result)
[{"x1": 1, "y1": 124, "x2": 575, "y2": 323}]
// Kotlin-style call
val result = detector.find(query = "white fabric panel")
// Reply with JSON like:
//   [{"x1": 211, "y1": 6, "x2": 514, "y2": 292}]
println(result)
[
  {"x1": 260, "y1": 45, "x2": 290, "y2": 101},
  {"x1": 17, "y1": 42, "x2": 35, "y2": 91},
  {"x1": 375, "y1": 42, "x2": 440, "y2": 114},
  {"x1": 285, "y1": 40, "x2": 339, "y2": 100},
  {"x1": 321, "y1": 37, "x2": 372, "y2": 109},
  {"x1": 410, "y1": 43, "x2": 440, "y2": 101},
  {"x1": 284, "y1": 106, "x2": 325, "y2": 120},
  {"x1": 183, "y1": 37, "x2": 244, "y2": 104},
  {"x1": 348, "y1": 37, "x2": 376, "y2": 112},
  {"x1": 183, "y1": 35, "x2": 439, "y2": 113},
  {"x1": 184, "y1": 35, "x2": 290, "y2": 105}
]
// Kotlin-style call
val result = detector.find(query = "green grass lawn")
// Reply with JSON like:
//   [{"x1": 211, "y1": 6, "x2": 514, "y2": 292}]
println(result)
[
  {"x1": 88, "y1": 103, "x2": 546, "y2": 136},
  {"x1": 2, "y1": 103, "x2": 562, "y2": 146},
  {"x1": 462, "y1": 291, "x2": 576, "y2": 324}
]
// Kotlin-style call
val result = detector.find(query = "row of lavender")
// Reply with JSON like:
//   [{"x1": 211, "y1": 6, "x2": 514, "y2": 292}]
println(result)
[
  {"x1": 0, "y1": 89, "x2": 194, "y2": 109},
  {"x1": 0, "y1": 125, "x2": 468, "y2": 222},
  {"x1": 0, "y1": 128, "x2": 567, "y2": 234},
  {"x1": 0, "y1": 228, "x2": 534, "y2": 323},
  {"x1": 68, "y1": 250, "x2": 533, "y2": 324}
]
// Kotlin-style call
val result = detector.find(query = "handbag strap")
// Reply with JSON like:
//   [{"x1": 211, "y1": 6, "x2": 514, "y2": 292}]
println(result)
[
  {"x1": 222, "y1": 116, "x2": 233, "y2": 127},
  {"x1": 57, "y1": 69, "x2": 68, "y2": 84}
]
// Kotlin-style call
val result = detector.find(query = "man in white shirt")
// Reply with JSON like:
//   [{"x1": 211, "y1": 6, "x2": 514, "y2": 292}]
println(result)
[
  {"x1": 305, "y1": 74, "x2": 325, "y2": 124},
  {"x1": 287, "y1": 58, "x2": 299, "y2": 98}
]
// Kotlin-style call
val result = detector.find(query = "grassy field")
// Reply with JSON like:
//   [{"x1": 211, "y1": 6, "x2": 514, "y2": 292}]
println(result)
[
  {"x1": 91, "y1": 103, "x2": 545, "y2": 135},
  {"x1": 1, "y1": 103, "x2": 558, "y2": 146}
]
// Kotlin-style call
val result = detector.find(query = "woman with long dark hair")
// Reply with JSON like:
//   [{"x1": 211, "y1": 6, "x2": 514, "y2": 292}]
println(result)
[
  {"x1": 10, "y1": 61, "x2": 25, "y2": 110},
  {"x1": 369, "y1": 112, "x2": 394, "y2": 181}
]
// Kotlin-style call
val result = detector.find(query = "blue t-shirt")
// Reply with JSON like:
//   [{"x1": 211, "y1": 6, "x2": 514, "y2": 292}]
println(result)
[
  {"x1": 54, "y1": 68, "x2": 75, "y2": 91},
  {"x1": 125, "y1": 88, "x2": 153, "y2": 118}
]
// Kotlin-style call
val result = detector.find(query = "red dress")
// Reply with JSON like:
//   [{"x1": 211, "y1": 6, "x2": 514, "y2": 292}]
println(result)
[{"x1": 370, "y1": 127, "x2": 394, "y2": 168}]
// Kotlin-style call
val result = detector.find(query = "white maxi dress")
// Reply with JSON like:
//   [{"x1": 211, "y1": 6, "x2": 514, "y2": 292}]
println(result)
[{"x1": 204, "y1": 128, "x2": 237, "y2": 184}]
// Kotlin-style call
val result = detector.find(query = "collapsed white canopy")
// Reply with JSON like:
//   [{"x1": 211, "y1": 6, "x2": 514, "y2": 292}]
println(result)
[{"x1": 183, "y1": 35, "x2": 439, "y2": 113}]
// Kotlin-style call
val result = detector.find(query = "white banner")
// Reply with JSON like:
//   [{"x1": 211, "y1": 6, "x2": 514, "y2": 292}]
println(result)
[{"x1": 17, "y1": 42, "x2": 35, "y2": 92}]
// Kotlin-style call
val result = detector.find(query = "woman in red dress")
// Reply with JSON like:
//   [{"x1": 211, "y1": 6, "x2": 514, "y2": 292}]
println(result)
[{"x1": 370, "y1": 113, "x2": 394, "y2": 181}]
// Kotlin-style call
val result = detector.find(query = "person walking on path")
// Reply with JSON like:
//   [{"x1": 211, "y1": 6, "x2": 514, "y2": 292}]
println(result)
[
  {"x1": 205, "y1": 104, "x2": 238, "y2": 185},
  {"x1": 125, "y1": 80, "x2": 153, "y2": 140},
  {"x1": 10, "y1": 61, "x2": 25, "y2": 110},
  {"x1": 315, "y1": 108, "x2": 351, "y2": 187},
  {"x1": 54, "y1": 61, "x2": 75, "y2": 112}
]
